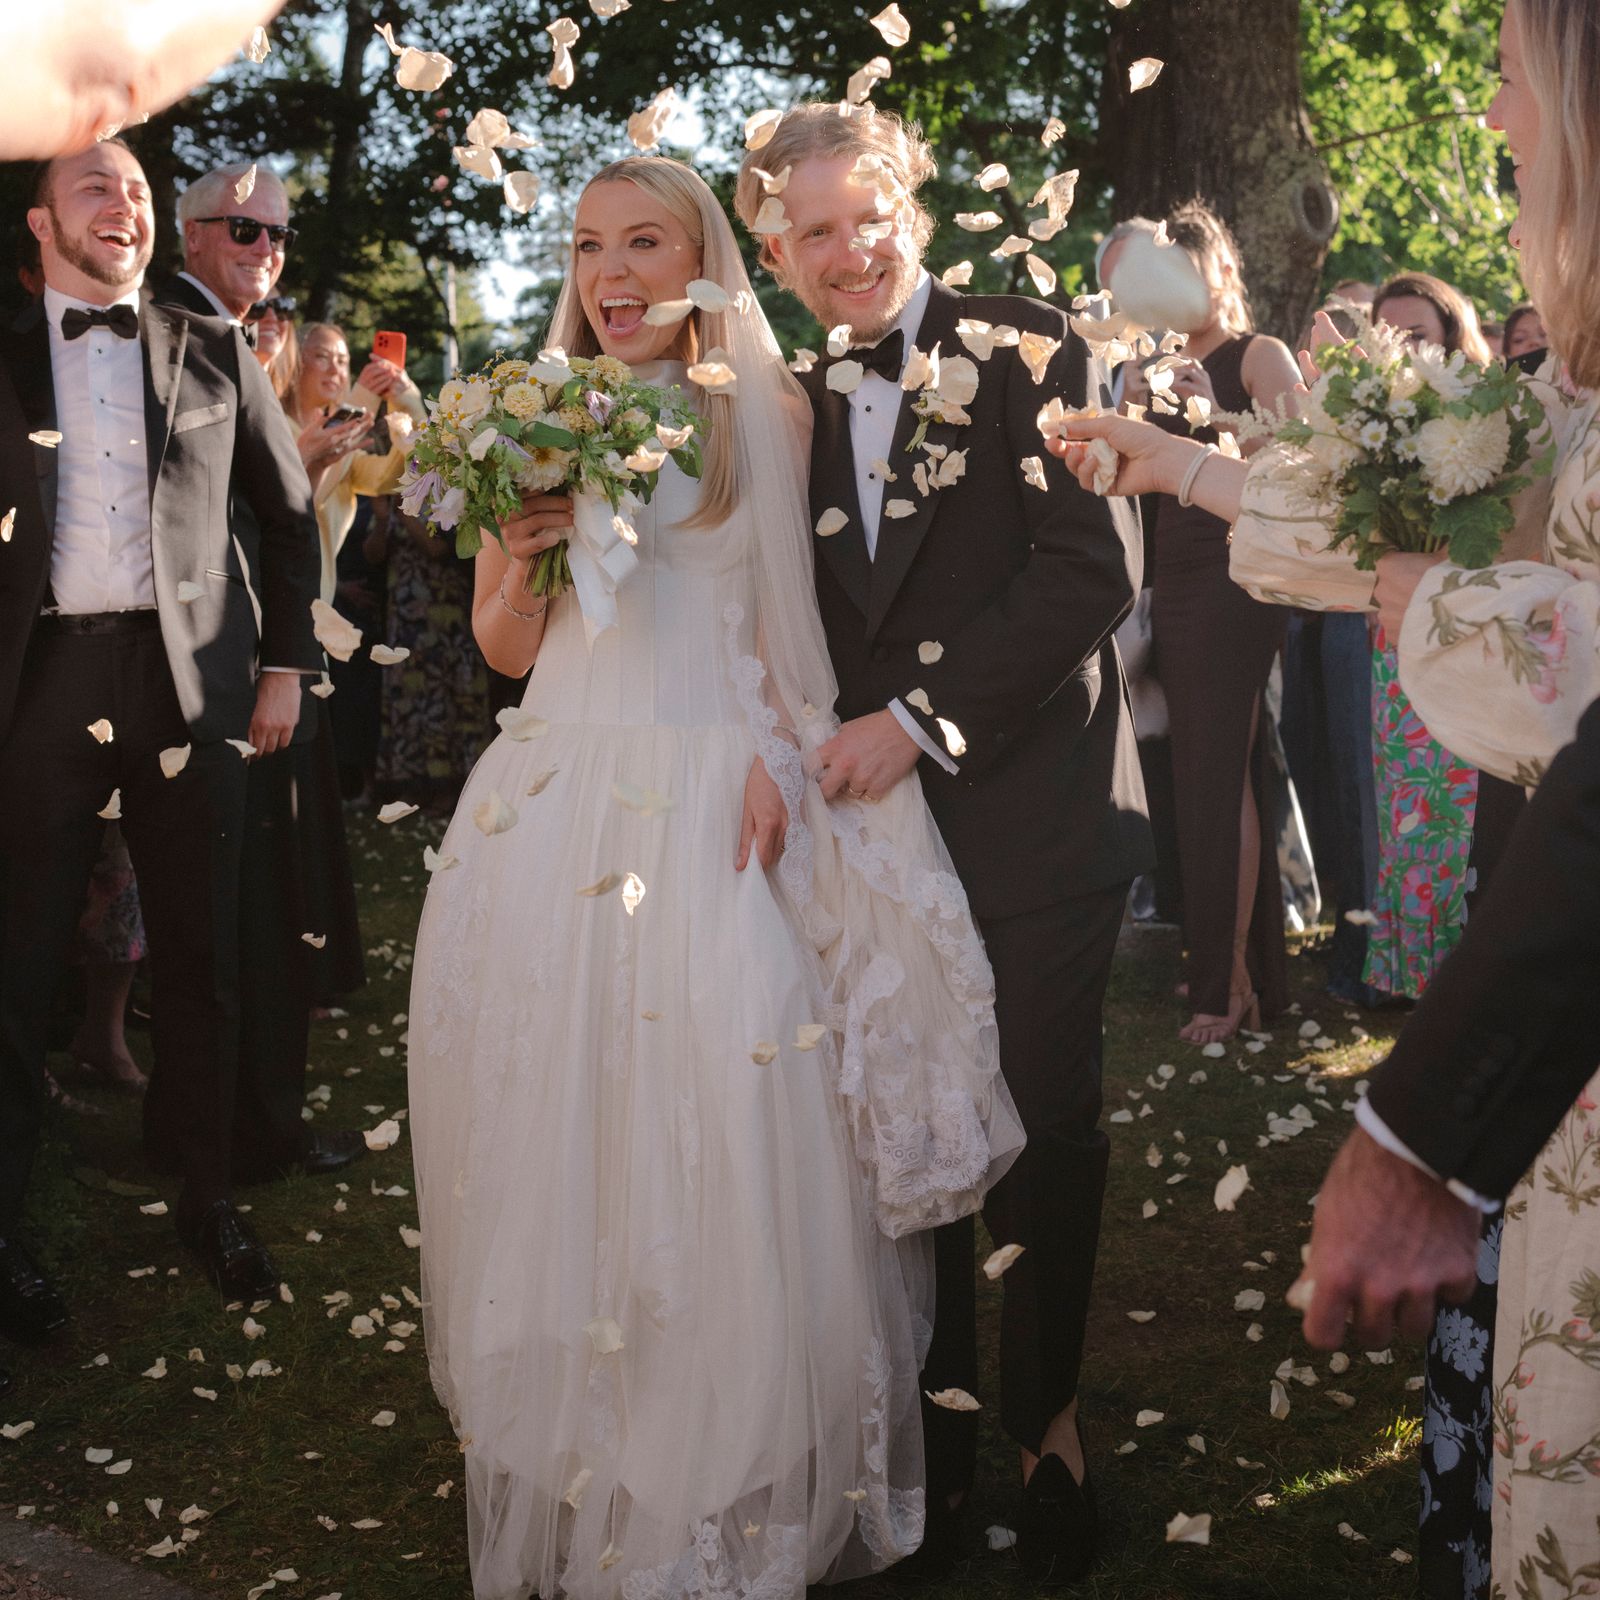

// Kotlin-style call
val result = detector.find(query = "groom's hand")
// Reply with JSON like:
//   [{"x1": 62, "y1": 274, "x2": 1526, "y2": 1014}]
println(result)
[{"x1": 816, "y1": 711, "x2": 921, "y2": 803}]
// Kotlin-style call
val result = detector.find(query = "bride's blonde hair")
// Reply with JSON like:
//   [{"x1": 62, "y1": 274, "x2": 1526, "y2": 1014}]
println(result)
[
  {"x1": 549, "y1": 156, "x2": 737, "y2": 528},
  {"x1": 1512, "y1": 0, "x2": 1600, "y2": 388}
]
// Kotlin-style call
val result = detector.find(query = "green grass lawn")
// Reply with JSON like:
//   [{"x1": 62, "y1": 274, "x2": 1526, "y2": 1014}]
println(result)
[{"x1": 0, "y1": 811, "x2": 1427, "y2": 1599}]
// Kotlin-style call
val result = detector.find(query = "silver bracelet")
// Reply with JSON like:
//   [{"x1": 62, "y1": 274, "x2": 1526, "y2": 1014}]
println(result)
[
  {"x1": 498, "y1": 571, "x2": 549, "y2": 623},
  {"x1": 1176, "y1": 442, "x2": 1218, "y2": 509}
]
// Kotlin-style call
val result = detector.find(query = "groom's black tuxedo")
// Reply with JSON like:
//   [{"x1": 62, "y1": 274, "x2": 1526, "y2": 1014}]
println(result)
[
  {"x1": 801, "y1": 277, "x2": 1153, "y2": 1494},
  {"x1": 0, "y1": 296, "x2": 320, "y2": 1232}
]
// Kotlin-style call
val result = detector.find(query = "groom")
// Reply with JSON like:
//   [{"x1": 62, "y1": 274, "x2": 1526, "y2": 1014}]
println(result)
[{"x1": 738, "y1": 106, "x2": 1152, "y2": 1581}]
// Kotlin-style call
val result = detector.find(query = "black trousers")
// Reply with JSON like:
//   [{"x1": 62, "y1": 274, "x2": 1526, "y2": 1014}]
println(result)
[
  {"x1": 0, "y1": 623, "x2": 246, "y2": 1230},
  {"x1": 917, "y1": 881, "x2": 1128, "y2": 1500}
]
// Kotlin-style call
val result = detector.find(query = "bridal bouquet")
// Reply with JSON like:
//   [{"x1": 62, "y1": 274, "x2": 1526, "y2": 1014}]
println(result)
[
  {"x1": 399, "y1": 349, "x2": 703, "y2": 602},
  {"x1": 1247, "y1": 332, "x2": 1548, "y2": 571}
]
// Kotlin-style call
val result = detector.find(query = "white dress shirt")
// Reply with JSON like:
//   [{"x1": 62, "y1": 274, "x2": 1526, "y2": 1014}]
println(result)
[
  {"x1": 840, "y1": 271, "x2": 958, "y2": 775},
  {"x1": 1354, "y1": 1094, "x2": 1496, "y2": 1212},
  {"x1": 177, "y1": 270, "x2": 237, "y2": 322},
  {"x1": 43, "y1": 284, "x2": 154, "y2": 615}
]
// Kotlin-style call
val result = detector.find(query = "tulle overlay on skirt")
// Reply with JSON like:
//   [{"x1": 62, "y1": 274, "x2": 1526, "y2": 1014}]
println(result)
[{"x1": 410, "y1": 717, "x2": 927, "y2": 1599}]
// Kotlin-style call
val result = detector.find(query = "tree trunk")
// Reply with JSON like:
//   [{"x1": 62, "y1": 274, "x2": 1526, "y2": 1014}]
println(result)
[
  {"x1": 1097, "y1": 0, "x2": 1337, "y2": 341},
  {"x1": 309, "y1": 0, "x2": 373, "y2": 321}
]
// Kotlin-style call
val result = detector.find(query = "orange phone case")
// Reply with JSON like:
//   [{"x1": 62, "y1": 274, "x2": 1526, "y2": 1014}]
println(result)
[{"x1": 373, "y1": 330, "x2": 407, "y2": 370}]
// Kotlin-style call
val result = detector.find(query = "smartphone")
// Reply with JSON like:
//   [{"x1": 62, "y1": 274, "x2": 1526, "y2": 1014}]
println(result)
[
  {"x1": 322, "y1": 403, "x2": 366, "y2": 430},
  {"x1": 373, "y1": 329, "x2": 408, "y2": 371}
]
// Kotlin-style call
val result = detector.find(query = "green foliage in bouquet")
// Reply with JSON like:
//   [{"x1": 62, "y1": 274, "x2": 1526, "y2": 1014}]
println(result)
[
  {"x1": 1274, "y1": 339, "x2": 1550, "y2": 571},
  {"x1": 400, "y1": 352, "x2": 704, "y2": 598}
]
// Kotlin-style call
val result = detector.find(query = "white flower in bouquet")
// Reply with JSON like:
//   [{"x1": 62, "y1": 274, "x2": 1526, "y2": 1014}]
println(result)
[
  {"x1": 1414, "y1": 409, "x2": 1512, "y2": 499},
  {"x1": 515, "y1": 427, "x2": 574, "y2": 494},
  {"x1": 1299, "y1": 402, "x2": 1363, "y2": 476},
  {"x1": 1389, "y1": 365, "x2": 1425, "y2": 405},
  {"x1": 1409, "y1": 343, "x2": 1473, "y2": 403}
]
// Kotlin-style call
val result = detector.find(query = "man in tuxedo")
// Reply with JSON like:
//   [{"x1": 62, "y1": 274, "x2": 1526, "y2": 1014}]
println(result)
[
  {"x1": 1301, "y1": 693, "x2": 1600, "y2": 1349},
  {"x1": 738, "y1": 106, "x2": 1153, "y2": 1582},
  {"x1": 0, "y1": 140, "x2": 321, "y2": 1331},
  {"x1": 154, "y1": 159, "x2": 369, "y2": 1186}
]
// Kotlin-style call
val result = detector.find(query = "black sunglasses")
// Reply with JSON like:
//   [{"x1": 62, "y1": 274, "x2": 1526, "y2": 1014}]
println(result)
[
  {"x1": 246, "y1": 295, "x2": 297, "y2": 322},
  {"x1": 194, "y1": 215, "x2": 298, "y2": 249}
]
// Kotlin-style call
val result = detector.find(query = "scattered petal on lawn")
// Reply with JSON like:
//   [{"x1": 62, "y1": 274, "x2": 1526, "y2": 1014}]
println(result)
[
  {"x1": 1245, "y1": 1322, "x2": 1264, "y2": 1342},
  {"x1": 870, "y1": 3, "x2": 911, "y2": 47},
  {"x1": 1135, "y1": 1409, "x2": 1164, "y2": 1427},
  {"x1": 142, "y1": 1357, "x2": 167, "y2": 1379},
  {"x1": 1269, "y1": 1380, "x2": 1291, "y2": 1420},
  {"x1": 85, "y1": 1446, "x2": 114, "y2": 1464},
  {"x1": 1129, "y1": 56, "x2": 1165, "y2": 91},
  {"x1": 1390, "y1": 1549, "x2": 1414, "y2": 1564},
  {"x1": 192, "y1": 1387, "x2": 217, "y2": 1401},
  {"x1": 1233, "y1": 1289, "x2": 1265, "y2": 1312},
  {"x1": 926, "y1": 1388, "x2": 981, "y2": 1411},
  {"x1": 1213, "y1": 1164, "x2": 1251, "y2": 1211},
  {"x1": 364, "y1": 1118, "x2": 402, "y2": 1151},
  {"x1": 106, "y1": 1459, "x2": 133, "y2": 1475},
  {"x1": 1327, "y1": 1390, "x2": 1356, "y2": 1409},
  {"x1": 1186, "y1": 1434, "x2": 1207, "y2": 1454},
  {"x1": 1329, "y1": 1351, "x2": 1351, "y2": 1374},
  {"x1": 1142, "y1": 1199, "x2": 1159, "y2": 1219},
  {"x1": 983, "y1": 1244, "x2": 1025, "y2": 1280},
  {"x1": 371, "y1": 1410, "x2": 396, "y2": 1427},
  {"x1": 1127, "y1": 1310, "x2": 1157, "y2": 1324},
  {"x1": 351, "y1": 1517, "x2": 383, "y2": 1529},
  {"x1": 577, "y1": 872, "x2": 624, "y2": 898},
  {"x1": 1166, "y1": 1511, "x2": 1212, "y2": 1545},
  {"x1": 400, "y1": 1226, "x2": 423, "y2": 1249},
  {"x1": 986, "y1": 1525, "x2": 1018, "y2": 1551},
  {"x1": 1366, "y1": 1348, "x2": 1394, "y2": 1365},
  {"x1": 1, "y1": 1422, "x2": 35, "y2": 1440},
  {"x1": 585, "y1": 1317, "x2": 625, "y2": 1355}
]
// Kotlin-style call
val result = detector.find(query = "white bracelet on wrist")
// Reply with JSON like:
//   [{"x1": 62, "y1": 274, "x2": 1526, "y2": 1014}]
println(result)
[{"x1": 1176, "y1": 442, "x2": 1219, "y2": 509}]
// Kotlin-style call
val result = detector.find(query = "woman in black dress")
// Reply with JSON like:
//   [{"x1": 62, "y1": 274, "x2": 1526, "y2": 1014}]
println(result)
[{"x1": 1137, "y1": 200, "x2": 1302, "y2": 1043}]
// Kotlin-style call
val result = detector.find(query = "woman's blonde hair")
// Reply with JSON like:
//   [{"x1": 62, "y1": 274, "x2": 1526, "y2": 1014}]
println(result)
[
  {"x1": 733, "y1": 103, "x2": 938, "y2": 282},
  {"x1": 1511, "y1": 0, "x2": 1600, "y2": 388},
  {"x1": 265, "y1": 316, "x2": 300, "y2": 406},
  {"x1": 553, "y1": 157, "x2": 736, "y2": 528},
  {"x1": 1371, "y1": 273, "x2": 1493, "y2": 364},
  {"x1": 1165, "y1": 199, "x2": 1254, "y2": 337},
  {"x1": 285, "y1": 320, "x2": 346, "y2": 425}
]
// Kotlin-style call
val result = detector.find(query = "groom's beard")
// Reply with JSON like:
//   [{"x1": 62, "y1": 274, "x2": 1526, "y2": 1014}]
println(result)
[{"x1": 791, "y1": 249, "x2": 921, "y2": 346}]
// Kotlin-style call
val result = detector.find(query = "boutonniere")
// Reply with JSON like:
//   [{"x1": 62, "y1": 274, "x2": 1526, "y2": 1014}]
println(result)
[{"x1": 903, "y1": 343, "x2": 979, "y2": 450}]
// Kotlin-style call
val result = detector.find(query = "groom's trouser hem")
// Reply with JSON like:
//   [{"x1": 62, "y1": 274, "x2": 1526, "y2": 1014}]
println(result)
[{"x1": 917, "y1": 881, "x2": 1128, "y2": 1492}]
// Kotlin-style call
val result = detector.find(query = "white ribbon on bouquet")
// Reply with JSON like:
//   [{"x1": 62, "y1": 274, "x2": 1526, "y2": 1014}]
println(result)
[{"x1": 566, "y1": 487, "x2": 641, "y2": 647}]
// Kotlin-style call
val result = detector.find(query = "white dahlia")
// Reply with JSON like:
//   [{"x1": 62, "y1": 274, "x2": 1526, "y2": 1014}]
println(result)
[{"x1": 1414, "y1": 409, "x2": 1511, "y2": 499}]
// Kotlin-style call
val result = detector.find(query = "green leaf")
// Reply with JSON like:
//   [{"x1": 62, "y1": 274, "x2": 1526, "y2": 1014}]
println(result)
[
  {"x1": 526, "y1": 421, "x2": 579, "y2": 449},
  {"x1": 1433, "y1": 492, "x2": 1512, "y2": 569}
]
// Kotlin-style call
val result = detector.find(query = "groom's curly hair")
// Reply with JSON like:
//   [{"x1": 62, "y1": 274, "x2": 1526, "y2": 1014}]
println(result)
[{"x1": 733, "y1": 103, "x2": 938, "y2": 283}]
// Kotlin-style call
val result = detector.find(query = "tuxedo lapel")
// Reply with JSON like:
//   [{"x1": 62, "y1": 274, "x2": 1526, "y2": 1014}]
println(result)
[
  {"x1": 4, "y1": 304, "x2": 59, "y2": 536},
  {"x1": 866, "y1": 280, "x2": 964, "y2": 638},
  {"x1": 141, "y1": 302, "x2": 188, "y2": 490},
  {"x1": 806, "y1": 372, "x2": 872, "y2": 619}
]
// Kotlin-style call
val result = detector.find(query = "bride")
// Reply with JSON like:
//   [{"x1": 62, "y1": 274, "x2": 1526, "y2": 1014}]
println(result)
[{"x1": 407, "y1": 156, "x2": 1023, "y2": 1600}]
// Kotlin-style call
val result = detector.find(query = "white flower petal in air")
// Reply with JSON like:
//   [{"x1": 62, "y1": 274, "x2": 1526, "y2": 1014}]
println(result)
[
  {"x1": 225, "y1": 738, "x2": 257, "y2": 758},
  {"x1": 935, "y1": 354, "x2": 980, "y2": 407},
  {"x1": 377, "y1": 801, "x2": 417, "y2": 824},
  {"x1": 628, "y1": 87, "x2": 677, "y2": 151},
  {"x1": 941, "y1": 261, "x2": 974, "y2": 287},
  {"x1": 1031, "y1": 169, "x2": 1081, "y2": 222},
  {"x1": 1018, "y1": 330, "x2": 1060, "y2": 382},
  {"x1": 918, "y1": 640, "x2": 944, "y2": 664},
  {"x1": 88, "y1": 717, "x2": 114, "y2": 744},
  {"x1": 826, "y1": 323, "x2": 853, "y2": 357},
  {"x1": 301, "y1": 933, "x2": 327, "y2": 948},
  {"x1": 904, "y1": 688, "x2": 933, "y2": 715},
  {"x1": 654, "y1": 421, "x2": 695, "y2": 450},
  {"x1": 577, "y1": 872, "x2": 624, "y2": 898},
  {"x1": 1129, "y1": 56, "x2": 1165, "y2": 92},
  {"x1": 847, "y1": 57, "x2": 892, "y2": 105},
  {"x1": 925, "y1": 1388, "x2": 980, "y2": 1411},
  {"x1": 472, "y1": 790, "x2": 519, "y2": 836},
  {"x1": 744, "y1": 109, "x2": 784, "y2": 151},
  {"x1": 563, "y1": 1468, "x2": 592, "y2": 1509},
  {"x1": 97, "y1": 788, "x2": 122, "y2": 820},
  {"x1": 752, "y1": 164, "x2": 792, "y2": 194},
  {"x1": 0, "y1": 507, "x2": 13, "y2": 542},
  {"x1": 749, "y1": 197, "x2": 791, "y2": 236},
  {"x1": 623, "y1": 445, "x2": 666, "y2": 473},
  {"x1": 1213, "y1": 1164, "x2": 1251, "y2": 1211},
  {"x1": 453, "y1": 143, "x2": 502, "y2": 181},
  {"x1": 1166, "y1": 1512, "x2": 1212, "y2": 1545},
  {"x1": 901, "y1": 344, "x2": 939, "y2": 390},
  {"x1": 369, "y1": 644, "x2": 410, "y2": 666},
  {"x1": 686, "y1": 278, "x2": 733, "y2": 313},
  {"x1": 585, "y1": 1317, "x2": 625, "y2": 1354},
  {"x1": 884, "y1": 498, "x2": 916, "y2": 519},
  {"x1": 233, "y1": 164, "x2": 257, "y2": 204},
  {"x1": 245, "y1": 25, "x2": 271, "y2": 62},
  {"x1": 546, "y1": 18, "x2": 581, "y2": 89},
  {"x1": 983, "y1": 1243, "x2": 1024, "y2": 1279},
  {"x1": 1041, "y1": 116, "x2": 1066, "y2": 146},
  {"x1": 794, "y1": 1023, "x2": 827, "y2": 1051},
  {"x1": 826, "y1": 360, "x2": 865, "y2": 396},
  {"x1": 870, "y1": 3, "x2": 912, "y2": 47},
  {"x1": 687, "y1": 357, "x2": 737, "y2": 393},
  {"x1": 990, "y1": 234, "x2": 1032, "y2": 261},
  {"x1": 311, "y1": 598, "x2": 362, "y2": 661},
  {"x1": 612, "y1": 781, "x2": 674, "y2": 815},
  {"x1": 503, "y1": 172, "x2": 540, "y2": 214},
  {"x1": 422, "y1": 846, "x2": 459, "y2": 876},
  {"x1": 976, "y1": 163, "x2": 1011, "y2": 192},
  {"x1": 621, "y1": 873, "x2": 646, "y2": 917},
  {"x1": 1024, "y1": 255, "x2": 1059, "y2": 299},
  {"x1": 750, "y1": 1040, "x2": 779, "y2": 1064},
  {"x1": 495, "y1": 707, "x2": 549, "y2": 740},
  {"x1": 395, "y1": 47, "x2": 455, "y2": 93},
  {"x1": 936, "y1": 718, "x2": 967, "y2": 758},
  {"x1": 590, "y1": 0, "x2": 629, "y2": 14},
  {"x1": 641, "y1": 299, "x2": 693, "y2": 329},
  {"x1": 955, "y1": 211, "x2": 1003, "y2": 232},
  {"x1": 29, "y1": 430, "x2": 63, "y2": 447},
  {"x1": 815, "y1": 507, "x2": 849, "y2": 538},
  {"x1": 525, "y1": 767, "x2": 559, "y2": 797},
  {"x1": 159, "y1": 744, "x2": 191, "y2": 779}
]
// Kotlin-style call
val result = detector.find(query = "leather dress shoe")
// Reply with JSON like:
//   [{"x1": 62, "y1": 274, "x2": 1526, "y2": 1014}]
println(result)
[
  {"x1": 176, "y1": 1200, "x2": 279, "y2": 1299},
  {"x1": 235, "y1": 1128, "x2": 368, "y2": 1185},
  {"x1": 0, "y1": 1238, "x2": 68, "y2": 1345},
  {"x1": 1017, "y1": 1453, "x2": 1099, "y2": 1587}
]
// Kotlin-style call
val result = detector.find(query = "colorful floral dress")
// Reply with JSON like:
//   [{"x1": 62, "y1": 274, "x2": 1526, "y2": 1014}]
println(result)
[{"x1": 1364, "y1": 630, "x2": 1477, "y2": 1000}]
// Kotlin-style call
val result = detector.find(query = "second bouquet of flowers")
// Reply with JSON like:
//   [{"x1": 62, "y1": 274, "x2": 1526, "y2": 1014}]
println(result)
[{"x1": 399, "y1": 348, "x2": 703, "y2": 635}]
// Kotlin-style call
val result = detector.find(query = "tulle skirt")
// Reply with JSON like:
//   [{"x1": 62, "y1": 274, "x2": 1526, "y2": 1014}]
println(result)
[{"x1": 409, "y1": 718, "x2": 926, "y2": 1600}]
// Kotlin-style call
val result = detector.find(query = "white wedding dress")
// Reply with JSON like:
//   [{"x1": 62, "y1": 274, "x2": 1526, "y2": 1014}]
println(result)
[{"x1": 408, "y1": 372, "x2": 932, "y2": 1599}]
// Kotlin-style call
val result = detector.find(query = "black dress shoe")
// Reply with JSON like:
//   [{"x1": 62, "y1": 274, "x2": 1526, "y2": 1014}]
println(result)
[
  {"x1": 0, "y1": 1238, "x2": 68, "y2": 1346},
  {"x1": 888, "y1": 1492, "x2": 964, "y2": 1583},
  {"x1": 299, "y1": 1128, "x2": 367, "y2": 1176},
  {"x1": 176, "y1": 1200, "x2": 279, "y2": 1299},
  {"x1": 1017, "y1": 1453, "x2": 1098, "y2": 1587}
]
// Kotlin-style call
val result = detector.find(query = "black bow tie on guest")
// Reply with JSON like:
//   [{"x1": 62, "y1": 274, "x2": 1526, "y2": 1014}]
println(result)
[
  {"x1": 848, "y1": 328, "x2": 904, "y2": 383},
  {"x1": 60, "y1": 304, "x2": 140, "y2": 341}
]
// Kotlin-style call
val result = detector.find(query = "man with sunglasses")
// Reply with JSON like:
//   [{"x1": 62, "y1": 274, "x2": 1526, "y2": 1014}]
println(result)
[{"x1": 157, "y1": 160, "x2": 372, "y2": 1193}]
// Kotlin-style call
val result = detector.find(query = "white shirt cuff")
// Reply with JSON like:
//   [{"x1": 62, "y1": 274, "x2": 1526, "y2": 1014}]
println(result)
[
  {"x1": 889, "y1": 698, "x2": 958, "y2": 775},
  {"x1": 1355, "y1": 1096, "x2": 1499, "y2": 1213},
  {"x1": 260, "y1": 665, "x2": 312, "y2": 674}
]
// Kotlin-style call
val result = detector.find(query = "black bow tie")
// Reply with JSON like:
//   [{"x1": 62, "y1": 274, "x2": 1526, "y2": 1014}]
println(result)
[
  {"x1": 60, "y1": 304, "x2": 140, "y2": 341},
  {"x1": 849, "y1": 329, "x2": 904, "y2": 383}
]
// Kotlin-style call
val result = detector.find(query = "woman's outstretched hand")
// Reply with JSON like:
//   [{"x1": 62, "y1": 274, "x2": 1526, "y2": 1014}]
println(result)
[
  {"x1": 1044, "y1": 412, "x2": 1189, "y2": 500},
  {"x1": 737, "y1": 757, "x2": 789, "y2": 872}
]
